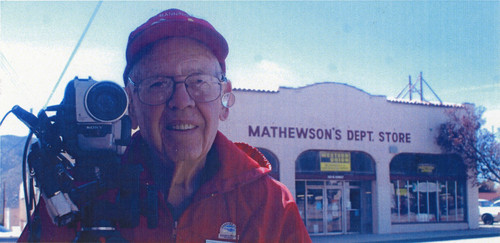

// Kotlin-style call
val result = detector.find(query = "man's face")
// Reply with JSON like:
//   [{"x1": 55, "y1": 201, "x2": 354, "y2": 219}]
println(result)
[{"x1": 127, "y1": 37, "x2": 229, "y2": 165}]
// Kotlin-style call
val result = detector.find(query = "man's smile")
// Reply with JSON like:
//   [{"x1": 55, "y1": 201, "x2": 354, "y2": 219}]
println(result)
[{"x1": 166, "y1": 123, "x2": 198, "y2": 131}]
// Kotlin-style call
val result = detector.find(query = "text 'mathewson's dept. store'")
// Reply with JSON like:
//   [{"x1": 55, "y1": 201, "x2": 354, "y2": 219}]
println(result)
[{"x1": 218, "y1": 82, "x2": 479, "y2": 236}]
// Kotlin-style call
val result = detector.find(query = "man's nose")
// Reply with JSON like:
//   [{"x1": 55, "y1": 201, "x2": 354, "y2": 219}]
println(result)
[{"x1": 167, "y1": 82, "x2": 195, "y2": 110}]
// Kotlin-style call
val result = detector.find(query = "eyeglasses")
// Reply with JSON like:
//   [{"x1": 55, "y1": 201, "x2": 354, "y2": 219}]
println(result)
[{"x1": 128, "y1": 73, "x2": 226, "y2": 106}]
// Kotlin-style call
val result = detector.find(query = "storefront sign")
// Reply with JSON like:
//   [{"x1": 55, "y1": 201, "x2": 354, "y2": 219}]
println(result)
[
  {"x1": 248, "y1": 125, "x2": 412, "y2": 144},
  {"x1": 418, "y1": 164, "x2": 435, "y2": 174},
  {"x1": 320, "y1": 151, "x2": 351, "y2": 172}
]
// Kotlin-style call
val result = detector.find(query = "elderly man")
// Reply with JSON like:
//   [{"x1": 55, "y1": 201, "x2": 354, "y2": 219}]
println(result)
[{"x1": 20, "y1": 9, "x2": 310, "y2": 242}]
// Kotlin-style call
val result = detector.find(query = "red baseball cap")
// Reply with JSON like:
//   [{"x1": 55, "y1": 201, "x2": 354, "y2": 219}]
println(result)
[{"x1": 124, "y1": 9, "x2": 228, "y2": 83}]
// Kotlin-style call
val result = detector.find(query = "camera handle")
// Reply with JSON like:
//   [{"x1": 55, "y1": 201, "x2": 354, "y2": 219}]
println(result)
[{"x1": 14, "y1": 105, "x2": 79, "y2": 225}]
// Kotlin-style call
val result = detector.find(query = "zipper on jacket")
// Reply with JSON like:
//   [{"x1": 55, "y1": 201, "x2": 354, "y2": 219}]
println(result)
[{"x1": 172, "y1": 220, "x2": 178, "y2": 241}]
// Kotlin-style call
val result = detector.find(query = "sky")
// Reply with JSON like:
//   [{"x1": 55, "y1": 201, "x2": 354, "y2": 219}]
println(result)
[{"x1": 0, "y1": 1, "x2": 498, "y2": 136}]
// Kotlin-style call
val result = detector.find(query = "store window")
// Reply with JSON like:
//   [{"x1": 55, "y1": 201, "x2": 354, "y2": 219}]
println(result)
[
  {"x1": 257, "y1": 148, "x2": 279, "y2": 180},
  {"x1": 390, "y1": 153, "x2": 466, "y2": 223}
]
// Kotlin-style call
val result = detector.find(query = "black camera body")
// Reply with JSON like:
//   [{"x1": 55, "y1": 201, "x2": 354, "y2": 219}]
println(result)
[
  {"x1": 14, "y1": 77, "x2": 141, "y2": 241},
  {"x1": 57, "y1": 77, "x2": 131, "y2": 158}
]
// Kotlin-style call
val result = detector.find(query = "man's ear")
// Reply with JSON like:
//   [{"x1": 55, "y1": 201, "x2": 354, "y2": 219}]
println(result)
[
  {"x1": 125, "y1": 86, "x2": 139, "y2": 129},
  {"x1": 219, "y1": 80, "x2": 234, "y2": 121}
]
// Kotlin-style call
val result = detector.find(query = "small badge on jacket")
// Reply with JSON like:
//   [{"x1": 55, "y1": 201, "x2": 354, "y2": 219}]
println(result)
[{"x1": 218, "y1": 222, "x2": 237, "y2": 240}]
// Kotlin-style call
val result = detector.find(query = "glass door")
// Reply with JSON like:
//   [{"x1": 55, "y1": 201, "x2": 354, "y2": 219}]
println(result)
[
  {"x1": 326, "y1": 188, "x2": 342, "y2": 233},
  {"x1": 306, "y1": 187, "x2": 324, "y2": 234},
  {"x1": 302, "y1": 181, "x2": 363, "y2": 235},
  {"x1": 306, "y1": 185, "x2": 343, "y2": 234}
]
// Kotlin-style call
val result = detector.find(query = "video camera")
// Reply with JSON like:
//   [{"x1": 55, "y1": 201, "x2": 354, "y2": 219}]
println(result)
[
  {"x1": 57, "y1": 77, "x2": 130, "y2": 156},
  {"x1": 13, "y1": 77, "x2": 140, "y2": 241},
  {"x1": 14, "y1": 76, "x2": 130, "y2": 156}
]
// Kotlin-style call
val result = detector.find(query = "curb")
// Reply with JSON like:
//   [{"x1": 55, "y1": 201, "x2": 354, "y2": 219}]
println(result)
[{"x1": 311, "y1": 228, "x2": 500, "y2": 243}]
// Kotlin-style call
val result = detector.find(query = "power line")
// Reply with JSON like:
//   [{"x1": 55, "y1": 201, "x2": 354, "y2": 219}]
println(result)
[{"x1": 43, "y1": 1, "x2": 103, "y2": 108}]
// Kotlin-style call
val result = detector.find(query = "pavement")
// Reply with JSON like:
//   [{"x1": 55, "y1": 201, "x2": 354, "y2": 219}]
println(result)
[
  {"x1": 311, "y1": 225, "x2": 500, "y2": 243},
  {"x1": 2, "y1": 225, "x2": 500, "y2": 242}
]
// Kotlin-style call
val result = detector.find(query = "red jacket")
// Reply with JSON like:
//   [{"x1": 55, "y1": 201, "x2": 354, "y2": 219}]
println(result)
[{"x1": 19, "y1": 132, "x2": 311, "y2": 242}]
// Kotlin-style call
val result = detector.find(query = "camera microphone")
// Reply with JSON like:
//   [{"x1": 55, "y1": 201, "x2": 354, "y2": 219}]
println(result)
[{"x1": 11, "y1": 105, "x2": 40, "y2": 134}]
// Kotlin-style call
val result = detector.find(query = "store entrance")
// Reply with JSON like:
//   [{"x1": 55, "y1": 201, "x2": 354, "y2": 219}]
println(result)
[
  {"x1": 302, "y1": 181, "x2": 361, "y2": 234},
  {"x1": 295, "y1": 150, "x2": 375, "y2": 234}
]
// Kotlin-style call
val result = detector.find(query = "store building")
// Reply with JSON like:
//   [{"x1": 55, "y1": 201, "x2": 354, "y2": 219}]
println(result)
[{"x1": 218, "y1": 82, "x2": 479, "y2": 236}]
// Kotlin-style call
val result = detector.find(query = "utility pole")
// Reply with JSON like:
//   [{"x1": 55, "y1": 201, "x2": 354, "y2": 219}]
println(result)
[
  {"x1": 396, "y1": 72, "x2": 442, "y2": 104},
  {"x1": 419, "y1": 72, "x2": 424, "y2": 101},
  {"x1": 409, "y1": 76, "x2": 412, "y2": 101}
]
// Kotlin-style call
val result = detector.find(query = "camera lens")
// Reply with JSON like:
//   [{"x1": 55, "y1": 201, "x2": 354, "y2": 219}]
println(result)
[{"x1": 85, "y1": 81, "x2": 128, "y2": 122}]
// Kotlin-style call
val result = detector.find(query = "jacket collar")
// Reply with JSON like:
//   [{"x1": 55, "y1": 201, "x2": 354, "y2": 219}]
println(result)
[
  {"x1": 122, "y1": 131, "x2": 271, "y2": 197},
  {"x1": 198, "y1": 131, "x2": 271, "y2": 195}
]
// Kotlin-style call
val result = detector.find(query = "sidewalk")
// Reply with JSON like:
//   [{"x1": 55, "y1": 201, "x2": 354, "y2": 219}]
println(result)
[{"x1": 311, "y1": 227, "x2": 500, "y2": 243}]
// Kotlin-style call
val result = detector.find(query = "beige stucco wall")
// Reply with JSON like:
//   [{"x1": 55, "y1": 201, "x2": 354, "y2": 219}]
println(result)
[{"x1": 218, "y1": 82, "x2": 475, "y2": 234}]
